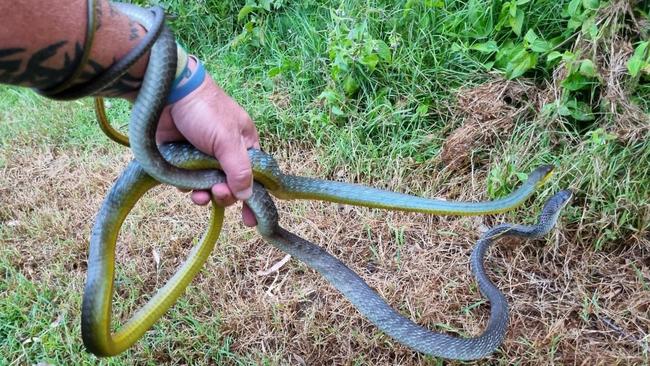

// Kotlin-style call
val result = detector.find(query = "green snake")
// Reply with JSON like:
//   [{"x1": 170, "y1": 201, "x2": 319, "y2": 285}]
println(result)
[{"x1": 81, "y1": 3, "x2": 569, "y2": 359}]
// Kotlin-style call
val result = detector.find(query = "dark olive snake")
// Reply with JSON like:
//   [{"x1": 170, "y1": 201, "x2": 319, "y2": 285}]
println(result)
[{"x1": 81, "y1": 3, "x2": 572, "y2": 359}]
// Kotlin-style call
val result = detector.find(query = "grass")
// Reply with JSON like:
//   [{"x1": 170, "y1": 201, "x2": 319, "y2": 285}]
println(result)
[{"x1": 1, "y1": 0, "x2": 649, "y2": 364}]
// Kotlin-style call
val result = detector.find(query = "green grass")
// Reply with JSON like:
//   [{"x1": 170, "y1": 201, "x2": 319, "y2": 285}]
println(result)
[
  {"x1": 1, "y1": 0, "x2": 649, "y2": 364},
  {"x1": 160, "y1": 0, "x2": 649, "y2": 244},
  {"x1": 0, "y1": 255, "x2": 260, "y2": 365}
]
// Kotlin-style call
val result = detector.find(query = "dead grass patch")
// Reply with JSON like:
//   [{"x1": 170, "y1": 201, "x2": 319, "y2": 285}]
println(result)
[{"x1": 440, "y1": 78, "x2": 546, "y2": 171}]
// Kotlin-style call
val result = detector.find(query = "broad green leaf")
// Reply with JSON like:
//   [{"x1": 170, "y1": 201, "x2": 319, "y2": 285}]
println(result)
[
  {"x1": 558, "y1": 103, "x2": 571, "y2": 116},
  {"x1": 495, "y1": 41, "x2": 521, "y2": 68},
  {"x1": 627, "y1": 41, "x2": 649, "y2": 77},
  {"x1": 530, "y1": 41, "x2": 551, "y2": 53},
  {"x1": 579, "y1": 59, "x2": 598, "y2": 77},
  {"x1": 260, "y1": 0, "x2": 272, "y2": 11},
  {"x1": 627, "y1": 57, "x2": 645, "y2": 77},
  {"x1": 568, "y1": 15, "x2": 585, "y2": 31},
  {"x1": 567, "y1": 0, "x2": 581, "y2": 17},
  {"x1": 633, "y1": 41, "x2": 649, "y2": 59},
  {"x1": 268, "y1": 67, "x2": 282, "y2": 77},
  {"x1": 541, "y1": 102, "x2": 558, "y2": 116},
  {"x1": 564, "y1": 99, "x2": 594, "y2": 121},
  {"x1": 374, "y1": 40, "x2": 392, "y2": 62},
  {"x1": 581, "y1": 15, "x2": 599, "y2": 39},
  {"x1": 562, "y1": 71, "x2": 591, "y2": 91},
  {"x1": 582, "y1": 0, "x2": 599, "y2": 10},
  {"x1": 506, "y1": 50, "x2": 536, "y2": 79},
  {"x1": 451, "y1": 42, "x2": 465, "y2": 53},
  {"x1": 318, "y1": 89, "x2": 339, "y2": 103},
  {"x1": 416, "y1": 103, "x2": 429, "y2": 116},
  {"x1": 516, "y1": 172, "x2": 528, "y2": 182},
  {"x1": 627, "y1": 57, "x2": 644, "y2": 77},
  {"x1": 343, "y1": 75, "x2": 359, "y2": 96},
  {"x1": 497, "y1": 3, "x2": 511, "y2": 30},
  {"x1": 331, "y1": 106, "x2": 346, "y2": 116},
  {"x1": 586, "y1": 128, "x2": 616, "y2": 144},
  {"x1": 404, "y1": 0, "x2": 418, "y2": 11},
  {"x1": 471, "y1": 40, "x2": 499, "y2": 53},
  {"x1": 424, "y1": 0, "x2": 445, "y2": 7},
  {"x1": 237, "y1": 5, "x2": 256, "y2": 22},
  {"x1": 524, "y1": 29, "x2": 538, "y2": 43},
  {"x1": 517, "y1": 0, "x2": 532, "y2": 4},
  {"x1": 509, "y1": 1, "x2": 518, "y2": 18},
  {"x1": 333, "y1": 53, "x2": 349, "y2": 73},
  {"x1": 509, "y1": 8, "x2": 524, "y2": 36},
  {"x1": 562, "y1": 51, "x2": 576, "y2": 62},
  {"x1": 361, "y1": 53, "x2": 379, "y2": 71},
  {"x1": 547, "y1": 51, "x2": 563, "y2": 62},
  {"x1": 525, "y1": 29, "x2": 551, "y2": 52}
]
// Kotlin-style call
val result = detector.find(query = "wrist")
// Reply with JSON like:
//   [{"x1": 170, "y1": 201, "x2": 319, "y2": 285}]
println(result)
[
  {"x1": 121, "y1": 45, "x2": 191, "y2": 103},
  {"x1": 166, "y1": 55, "x2": 206, "y2": 105}
]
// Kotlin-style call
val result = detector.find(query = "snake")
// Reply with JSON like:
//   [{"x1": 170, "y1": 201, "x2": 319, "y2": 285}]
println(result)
[{"x1": 81, "y1": 2, "x2": 569, "y2": 360}]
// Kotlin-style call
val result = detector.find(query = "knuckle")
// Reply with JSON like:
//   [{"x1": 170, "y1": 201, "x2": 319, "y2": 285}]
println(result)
[{"x1": 228, "y1": 166, "x2": 253, "y2": 184}]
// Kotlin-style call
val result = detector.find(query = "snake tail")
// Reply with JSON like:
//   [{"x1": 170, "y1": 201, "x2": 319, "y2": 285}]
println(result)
[{"x1": 81, "y1": 162, "x2": 224, "y2": 356}]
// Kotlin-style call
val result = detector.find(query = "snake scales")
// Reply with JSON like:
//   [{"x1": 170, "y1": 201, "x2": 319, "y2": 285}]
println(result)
[{"x1": 81, "y1": 3, "x2": 571, "y2": 359}]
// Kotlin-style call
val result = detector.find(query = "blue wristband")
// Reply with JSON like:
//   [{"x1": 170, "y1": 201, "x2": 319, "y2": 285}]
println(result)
[{"x1": 167, "y1": 58, "x2": 206, "y2": 104}]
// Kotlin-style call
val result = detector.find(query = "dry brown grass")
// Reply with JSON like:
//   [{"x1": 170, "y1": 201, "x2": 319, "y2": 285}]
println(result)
[
  {"x1": 2, "y1": 139, "x2": 649, "y2": 365},
  {"x1": 439, "y1": 78, "x2": 547, "y2": 171}
]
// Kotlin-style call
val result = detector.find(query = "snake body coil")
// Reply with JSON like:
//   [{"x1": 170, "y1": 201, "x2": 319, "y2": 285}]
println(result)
[
  {"x1": 83, "y1": 143, "x2": 569, "y2": 358},
  {"x1": 82, "y1": 2, "x2": 570, "y2": 360}
]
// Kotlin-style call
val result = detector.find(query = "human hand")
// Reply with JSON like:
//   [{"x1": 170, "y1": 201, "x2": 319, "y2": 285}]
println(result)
[{"x1": 152, "y1": 58, "x2": 259, "y2": 227}]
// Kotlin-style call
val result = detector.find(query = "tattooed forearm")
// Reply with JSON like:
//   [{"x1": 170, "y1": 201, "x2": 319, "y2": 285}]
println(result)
[
  {"x1": 0, "y1": 0, "x2": 149, "y2": 97},
  {"x1": 0, "y1": 40, "x2": 143, "y2": 94}
]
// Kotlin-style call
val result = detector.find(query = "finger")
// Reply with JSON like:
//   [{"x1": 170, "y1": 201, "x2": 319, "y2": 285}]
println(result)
[
  {"x1": 212, "y1": 136, "x2": 253, "y2": 201},
  {"x1": 211, "y1": 183, "x2": 237, "y2": 207},
  {"x1": 155, "y1": 107, "x2": 185, "y2": 144},
  {"x1": 243, "y1": 125, "x2": 261, "y2": 150},
  {"x1": 242, "y1": 202, "x2": 257, "y2": 227},
  {"x1": 191, "y1": 191, "x2": 211, "y2": 206},
  {"x1": 249, "y1": 139, "x2": 261, "y2": 150}
]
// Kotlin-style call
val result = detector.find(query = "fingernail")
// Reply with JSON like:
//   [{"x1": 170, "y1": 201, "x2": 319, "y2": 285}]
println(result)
[{"x1": 234, "y1": 186, "x2": 253, "y2": 201}]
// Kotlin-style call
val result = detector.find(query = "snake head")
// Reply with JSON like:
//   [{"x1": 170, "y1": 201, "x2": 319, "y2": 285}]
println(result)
[
  {"x1": 534, "y1": 164, "x2": 555, "y2": 187},
  {"x1": 554, "y1": 189, "x2": 574, "y2": 208},
  {"x1": 539, "y1": 189, "x2": 574, "y2": 226}
]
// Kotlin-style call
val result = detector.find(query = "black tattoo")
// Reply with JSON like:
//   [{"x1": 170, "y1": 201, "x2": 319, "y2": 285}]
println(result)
[
  {"x1": 0, "y1": 40, "x2": 143, "y2": 95},
  {"x1": 0, "y1": 41, "x2": 70, "y2": 87},
  {"x1": 128, "y1": 20, "x2": 140, "y2": 41},
  {"x1": 84, "y1": 59, "x2": 142, "y2": 96},
  {"x1": 0, "y1": 48, "x2": 24, "y2": 80}
]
